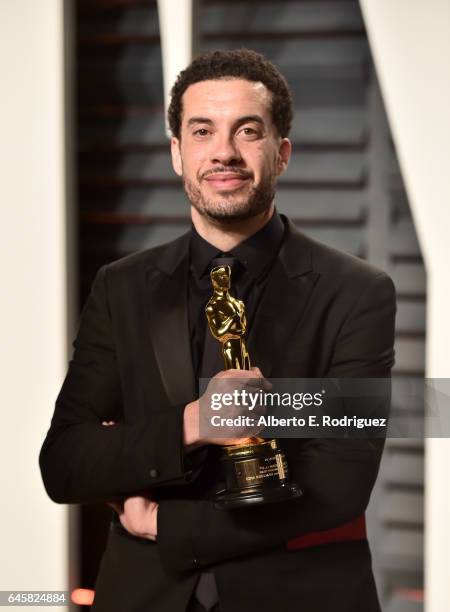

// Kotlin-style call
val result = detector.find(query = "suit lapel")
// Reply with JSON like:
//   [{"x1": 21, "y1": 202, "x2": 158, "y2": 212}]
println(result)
[
  {"x1": 248, "y1": 219, "x2": 319, "y2": 377},
  {"x1": 145, "y1": 233, "x2": 197, "y2": 406}
]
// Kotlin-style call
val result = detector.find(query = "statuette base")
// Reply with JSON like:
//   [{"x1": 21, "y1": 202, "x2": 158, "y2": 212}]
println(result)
[{"x1": 213, "y1": 439, "x2": 302, "y2": 509}]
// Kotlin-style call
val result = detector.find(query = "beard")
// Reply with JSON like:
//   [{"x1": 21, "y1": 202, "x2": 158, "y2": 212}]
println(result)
[{"x1": 183, "y1": 169, "x2": 276, "y2": 223}]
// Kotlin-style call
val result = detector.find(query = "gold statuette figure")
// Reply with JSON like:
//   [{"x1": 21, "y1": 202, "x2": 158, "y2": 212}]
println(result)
[
  {"x1": 205, "y1": 265, "x2": 302, "y2": 509},
  {"x1": 205, "y1": 265, "x2": 250, "y2": 371}
]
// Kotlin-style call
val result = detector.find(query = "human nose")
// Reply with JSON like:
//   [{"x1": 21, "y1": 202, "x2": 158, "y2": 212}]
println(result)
[{"x1": 210, "y1": 133, "x2": 242, "y2": 166}]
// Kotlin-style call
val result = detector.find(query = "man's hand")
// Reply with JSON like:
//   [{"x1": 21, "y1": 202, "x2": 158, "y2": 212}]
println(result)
[
  {"x1": 183, "y1": 366, "x2": 271, "y2": 449},
  {"x1": 108, "y1": 496, "x2": 158, "y2": 541}
]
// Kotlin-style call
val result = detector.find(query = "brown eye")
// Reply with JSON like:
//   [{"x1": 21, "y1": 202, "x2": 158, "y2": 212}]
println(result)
[
  {"x1": 194, "y1": 128, "x2": 210, "y2": 137},
  {"x1": 238, "y1": 126, "x2": 260, "y2": 139}
]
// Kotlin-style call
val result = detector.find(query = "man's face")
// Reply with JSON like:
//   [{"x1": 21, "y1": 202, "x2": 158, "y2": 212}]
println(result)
[{"x1": 171, "y1": 78, "x2": 291, "y2": 223}]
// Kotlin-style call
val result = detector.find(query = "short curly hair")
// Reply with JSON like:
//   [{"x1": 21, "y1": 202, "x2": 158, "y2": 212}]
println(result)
[{"x1": 168, "y1": 48, "x2": 294, "y2": 139}]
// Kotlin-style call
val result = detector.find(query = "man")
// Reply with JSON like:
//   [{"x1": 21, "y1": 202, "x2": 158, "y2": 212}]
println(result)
[{"x1": 40, "y1": 49, "x2": 396, "y2": 612}]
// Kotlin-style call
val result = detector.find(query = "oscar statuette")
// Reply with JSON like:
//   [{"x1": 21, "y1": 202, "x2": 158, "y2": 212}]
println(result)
[{"x1": 205, "y1": 265, "x2": 302, "y2": 509}]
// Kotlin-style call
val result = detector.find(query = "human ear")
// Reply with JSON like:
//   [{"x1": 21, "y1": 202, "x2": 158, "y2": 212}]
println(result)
[
  {"x1": 276, "y1": 138, "x2": 292, "y2": 175},
  {"x1": 171, "y1": 137, "x2": 182, "y2": 176}
]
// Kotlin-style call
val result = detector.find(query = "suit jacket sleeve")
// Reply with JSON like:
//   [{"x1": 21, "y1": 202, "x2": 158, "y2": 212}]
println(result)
[
  {"x1": 39, "y1": 265, "x2": 195, "y2": 504},
  {"x1": 157, "y1": 271, "x2": 396, "y2": 574}
]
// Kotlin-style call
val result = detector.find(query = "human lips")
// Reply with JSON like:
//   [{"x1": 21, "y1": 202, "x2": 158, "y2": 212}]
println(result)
[{"x1": 204, "y1": 172, "x2": 251, "y2": 190}]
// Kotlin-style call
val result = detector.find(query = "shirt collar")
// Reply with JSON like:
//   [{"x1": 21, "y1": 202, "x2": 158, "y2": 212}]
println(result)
[{"x1": 189, "y1": 209, "x2": 285, "y2": 281}]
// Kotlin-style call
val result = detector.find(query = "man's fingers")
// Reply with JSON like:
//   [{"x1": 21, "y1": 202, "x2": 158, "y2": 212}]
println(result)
[
  {"x1": 215, "y1": 367, "x2": 264, "y2": 379},
  {"x1": 117, "y1": 497, "x2": 158, "y2": 541},
  {"x1": 244, "y1": 377, "x2": 272, "y2": 391}
]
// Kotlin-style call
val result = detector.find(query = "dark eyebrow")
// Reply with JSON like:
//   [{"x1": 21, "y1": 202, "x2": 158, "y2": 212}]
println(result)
[
  {"x1": 234, "y1": 115, "x2": 265, "y2": 127},
  {"x1": 186, "y1": 115, "x2": 265, "y2": 128},
  {"x1": 187, "y1": 117, "x2": 214, "y2": 127}
]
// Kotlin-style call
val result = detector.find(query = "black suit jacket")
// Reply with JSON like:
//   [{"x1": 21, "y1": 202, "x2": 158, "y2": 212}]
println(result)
[{"x1": 39, "y1": 216, "x2": 396, "y2": 612}]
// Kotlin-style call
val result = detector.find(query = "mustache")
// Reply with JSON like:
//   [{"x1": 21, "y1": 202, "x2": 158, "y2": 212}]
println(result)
[{"x1": 201, "y1": 167, "x2": 253, "y2": 180}]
